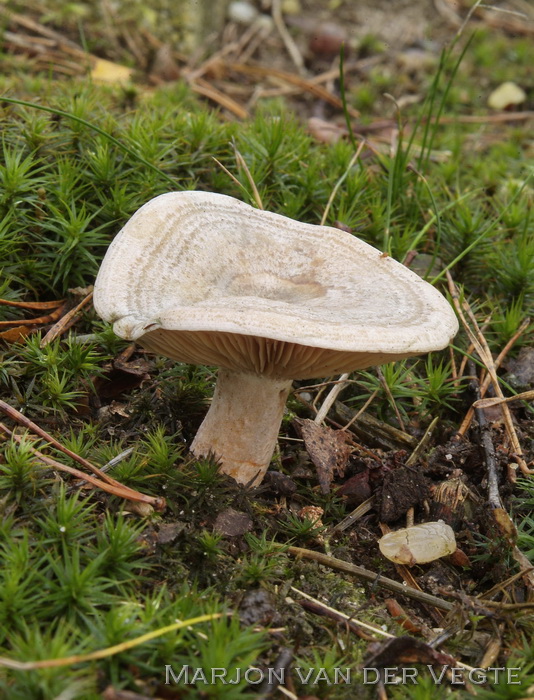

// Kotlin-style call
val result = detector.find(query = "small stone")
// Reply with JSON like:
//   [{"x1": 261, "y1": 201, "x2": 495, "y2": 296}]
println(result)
[
  {"x1": 157, "y1": 522, "x2": 185, "y2": 544},
  {"x1": 337, "y1": 471, "x2": 371, "y2": 506},
  {"x1": 228, "y1": 1, "x2": 259, "y2": 24},
  {"x1": 282, "y1": 0, "x2": 301, "y2": 14},
  {"x1": 505, "y1": 347, "x2": 534, "y2": 390},
  {"x1": 214, "y1": 508, "x2": 253, "y2": 537},
  {"x1": 488, "y1": 82, "x2": 526, "y2": 110},
  {"x1": 264, "y1": 470, "x2": 298, "y2": 495},
  {"x1": 239, "y1": 589, "x2": 279, "y2": 626},
  {"x1": 309, "y1": 22, "x2": 347, "y2": 59},
  {"x1": 298, "y1": 505, "x2": 324, "y2": 531}
]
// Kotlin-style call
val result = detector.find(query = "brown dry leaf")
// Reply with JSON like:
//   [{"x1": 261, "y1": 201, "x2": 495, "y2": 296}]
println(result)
[
  {"x1": 448, "y1": 548, "x2": 471, "y2": 567},
  {"x1": 493, "y1": 508, "x2": 517, "y2": 544},
  {"x1": 40, "y1": 289, "x2": 93, "y2": 347},
  {"x1": 298, "y1": 418, "x2": 351, "y2": 493},
  {"x1": 506, "y1": 347, "x2": 534, "y2": 389},
  {"x1": 364, "y1": 636, "x2": 456, "y2": 669},
  {"x1": 308, "y1": 116, "x2": 347, "y2": 144},
  {"x1": 91, "y1": 58, "x2": 134, "y2": 85},
  {"x1": 0, "y1": 325, "x2": 32, "y2": 343},
  {"x1": 385, "y1": 598, "x2": 427, "y2": 635}
]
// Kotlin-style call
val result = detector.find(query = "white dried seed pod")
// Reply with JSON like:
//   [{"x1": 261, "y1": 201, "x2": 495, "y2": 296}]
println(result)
[{"x1": 379, "y1": 521, "x2": 456, "y2": 566}]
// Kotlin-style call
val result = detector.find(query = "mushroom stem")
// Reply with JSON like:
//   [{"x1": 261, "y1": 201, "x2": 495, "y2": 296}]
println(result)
[{"x1": 191, "y1": 369, "x2": 292, "y2": 486}]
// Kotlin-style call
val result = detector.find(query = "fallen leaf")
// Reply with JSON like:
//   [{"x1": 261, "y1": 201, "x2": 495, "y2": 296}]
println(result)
[
  {"x1": 448, "y1": 548, "x2": 470, "y2": 567},
  {"x1": 364, "y1": 636, "x2": 456, "y2": 669},
  {"x1": 91, "y1": 58, "x2": 134, "y2": 85},
  {"x1": 0, "y1": 325, "x2": 32, "y2": 343},
  {"x1": 93, "y1": 356, "x2": 151, "y2": 401},
  {"x1": 493, "y1": 508, "x2": 517, "y2": 544},
  {"x1": 298, "y1": 418, "x2": 351, "y2": 493},
  {"x1": 308, "y1": 117, "x2": 347, "y2": 144},
  {"x1": 505, "y1": 347, "x2": 534, "y2": 390},
  {"x1": 488, "y1": 81, "x2": 526, "y2": 110}
]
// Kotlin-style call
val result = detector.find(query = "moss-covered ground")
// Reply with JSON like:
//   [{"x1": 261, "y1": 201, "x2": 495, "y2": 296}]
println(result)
[{"x1": 0, "y1": 3, "x2": 533, "y2": 698}]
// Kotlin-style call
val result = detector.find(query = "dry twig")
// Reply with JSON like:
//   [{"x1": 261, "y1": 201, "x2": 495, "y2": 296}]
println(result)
[
  {"x1": 447, "y1": 273, "x2": 531, "y2": 475},
  {"x1": 224, "y1": 61, "x2": 360, "y2": 118},
  {"x1": 0, "y1": 400, "x2": 165, "y2": 511},
  {"x1": 190, "y1": 78, "x2": 249, "y2": 119},
  {"x1": 328, "y1": 497, "x2": 374, "y2": 534},
  {"x1": 314, "y1": 373, "x2": 350, "y2": 424},
  {"x1": 0, "y1": 424, "x2": 162, "y2": 509},
  {"x1": 271, "y1": 0, "x2": 305, "y2": 75},
  {"x1": 0, "y1": 303, "x2": 67, "y2": 328},
  {"x1": 287, "y1": 546, "x2": 453, "y2": 611},
  {"x1": 458, "y1": 317, "x2": 531, "y2": 435},
  {"x1": 0, "y1": 298, "x2": 64, "y2": 310},
  {"x1": 290, "y1": 586, "x2": 387, "y2": 640},
  {"x1": 40, "y1": 289, "x2": 94, "y2": 347}
]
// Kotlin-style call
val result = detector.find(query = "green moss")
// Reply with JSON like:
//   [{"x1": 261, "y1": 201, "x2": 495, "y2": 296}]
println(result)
[{"x1": 0, "y1": 24, "x2": 533, "y2": 697}]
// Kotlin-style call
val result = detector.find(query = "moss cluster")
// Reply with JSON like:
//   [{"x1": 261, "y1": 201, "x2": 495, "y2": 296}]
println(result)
[{"x1": 0, "y1": 24, "x2": 533, "y2": 699}]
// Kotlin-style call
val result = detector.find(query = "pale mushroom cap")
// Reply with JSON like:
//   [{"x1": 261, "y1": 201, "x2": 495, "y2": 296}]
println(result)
[{"x1": 94, "y1": 191, "x2": 458, "y2": 379}]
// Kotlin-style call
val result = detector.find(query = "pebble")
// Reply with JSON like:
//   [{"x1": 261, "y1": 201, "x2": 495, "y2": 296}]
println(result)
[{"x1": 228, "y1": 1, "x2": 259, "y2": 25}]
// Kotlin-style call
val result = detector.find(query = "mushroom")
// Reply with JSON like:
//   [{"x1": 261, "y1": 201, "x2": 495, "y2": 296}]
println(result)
[{"x1": 94, "y1": 191, "x2": 458, "y2": 486}]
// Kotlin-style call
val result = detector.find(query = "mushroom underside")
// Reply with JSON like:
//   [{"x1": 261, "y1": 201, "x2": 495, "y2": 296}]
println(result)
[{"x1": 138, "y1": 328, "x2": 418, "y2": 379}]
